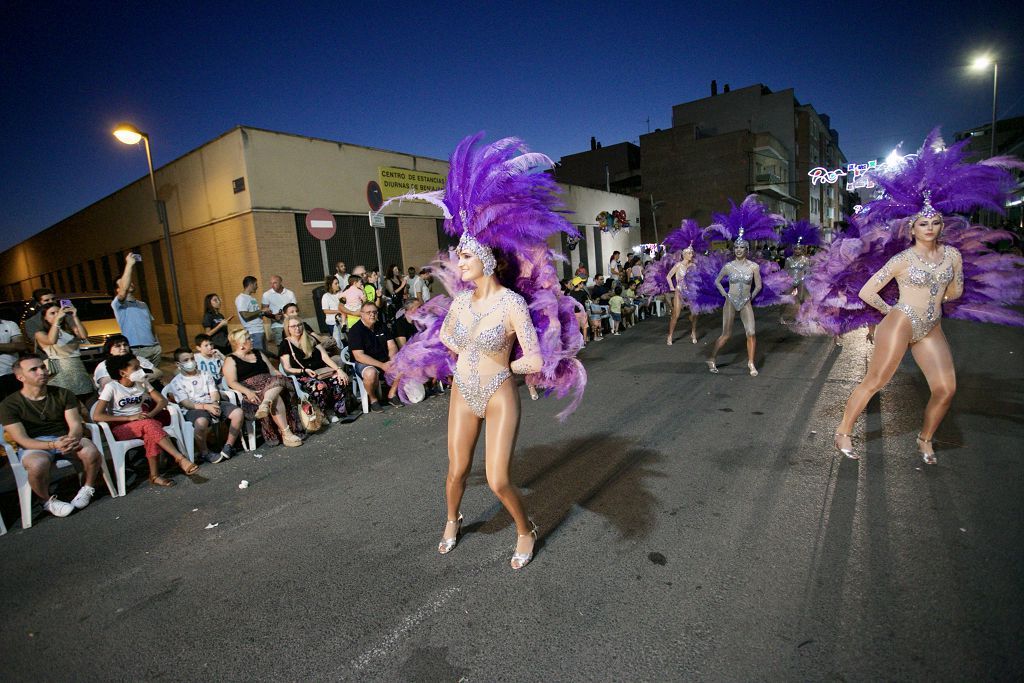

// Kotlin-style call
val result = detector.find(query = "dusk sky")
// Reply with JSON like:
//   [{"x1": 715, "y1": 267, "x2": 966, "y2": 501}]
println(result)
[{"x1": 2, "y1": 1, "x2": 1021, "y2": 253}]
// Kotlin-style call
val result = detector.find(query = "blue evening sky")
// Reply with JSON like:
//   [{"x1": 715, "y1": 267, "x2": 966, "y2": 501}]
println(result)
[{"x1": 1, "y1": 0, "x2": 1021, "y2": 252}]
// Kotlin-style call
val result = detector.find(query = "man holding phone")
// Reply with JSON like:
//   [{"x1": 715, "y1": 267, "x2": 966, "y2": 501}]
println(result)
[{"x1": 111, "y1": 253, "x2": 163, "y2": 367}]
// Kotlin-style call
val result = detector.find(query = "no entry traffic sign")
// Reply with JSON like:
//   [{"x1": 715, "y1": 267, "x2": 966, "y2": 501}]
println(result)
[{"x1": 305, "y1": 208, "x2": 336, "y2": 241}]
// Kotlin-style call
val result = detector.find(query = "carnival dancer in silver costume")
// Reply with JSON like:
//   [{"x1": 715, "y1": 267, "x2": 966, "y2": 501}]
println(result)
[
  {"x1": 834, "y1": 197, "x2": 962, "y2": 464},
  {"x1": 778, "y1": 220, "x2": 820, "y2": 325},
  {"x1": 707, "y1": 235, "x2": 762, "y2": 376},
  {"x1": 833, "y1": 128, "x2": 1023, "y2": 464},
  {"x1": 380, "y1": 133, "x2": 585, "y2": 570}
]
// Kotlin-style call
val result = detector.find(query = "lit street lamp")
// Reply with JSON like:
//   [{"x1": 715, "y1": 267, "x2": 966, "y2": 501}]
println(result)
[
  {"x1": 971, "y1": 55, "x2": 999, "y2": 158},
  {"x1": 112, "y1": 123, "x2": 188, "y2": 348}
]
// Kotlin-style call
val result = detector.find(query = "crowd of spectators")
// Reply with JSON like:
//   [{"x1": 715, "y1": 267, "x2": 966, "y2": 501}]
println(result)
[
  {"x1": 0, "y1": 259, "x2": 451, "y2": 524},
  {"x1": 561, "y1": 260, "x2": 655, "y2": 343}
]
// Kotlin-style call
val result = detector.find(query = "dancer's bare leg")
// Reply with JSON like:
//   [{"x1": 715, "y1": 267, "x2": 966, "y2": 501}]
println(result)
[
  {"x1": 667, "y1": 293, "x2": 681, "y2": 344},
  {"x1": 835, "y1": 312, "x2": 912, "y2": 451},
  {"x1": 439, "y1": 384, "x2": 482, "y2": 551},
  {"x1": 910, "y1": 326, "x2": 957, "y2": 459},
  {"x1": 689, "y1": 311, "x2": 698, "y2": 343},
  {"x1": 483, "y1": 379, "x2": 533, "y2": 559},
  {"x1": 709, "y1": 303, "x2": 737, "y2": 368}
]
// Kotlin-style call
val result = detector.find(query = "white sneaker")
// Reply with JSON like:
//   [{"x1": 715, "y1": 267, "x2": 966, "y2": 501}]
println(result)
[
  {"x1": 43, "y1": 496, "x2": 75, "y2": 517},
  {"x1": 330, "y1": 415, "x2": 340, "y2": 424},
  {"x1": 71, "y1": 485, "x2": 96, "y2": 509}
]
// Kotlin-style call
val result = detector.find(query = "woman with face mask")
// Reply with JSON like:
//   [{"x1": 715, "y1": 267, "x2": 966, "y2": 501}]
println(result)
[{"x1": 91, "y1": 353, "x2": 199, "y2": 487}]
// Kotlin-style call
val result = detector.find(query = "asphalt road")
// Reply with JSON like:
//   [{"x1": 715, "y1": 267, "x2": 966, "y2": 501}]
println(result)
[{"x1": 1, "y1": 310, "x2": 1022, "y2": 681}]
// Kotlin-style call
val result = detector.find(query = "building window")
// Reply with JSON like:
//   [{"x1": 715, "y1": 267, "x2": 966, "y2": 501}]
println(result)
[
  {"x1": 76, "y1": 263, "x2": 87, "y2": 292},
  {"x1": 294, "y1": 212, "x2": 404, "y2": 283},
  {"x1": 100, "y1": 256, "x2": 114, "y2": 294}
]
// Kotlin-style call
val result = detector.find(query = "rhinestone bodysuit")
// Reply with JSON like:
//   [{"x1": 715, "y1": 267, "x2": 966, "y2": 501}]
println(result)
[
  {"x1": 440, "y1": 289, "x2": 541, "y2": 417},
  {"x1": 723, "y1": 261, "x2": 758, "y2": 310},
  {"x1": 861, "y1": 246, "x2": 963, "y2": 343},
  {"x1": 785, "y1": 255, "x2": 810, "y2": 287}
]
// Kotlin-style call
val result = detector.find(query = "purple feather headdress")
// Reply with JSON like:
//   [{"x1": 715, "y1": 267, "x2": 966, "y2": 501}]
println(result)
[
  {"x1": 663, "y1": 218, "x2": 708, "y2": 253},
  {"x1": 705, "y1": 194, "x2": 784, "y2": 246},
  {"x1": 862, "y1": 127, "x2": 1024, "y2": 226},
  {"x1": 780, "y1": 220, "x2": 822, "y2": 248}
]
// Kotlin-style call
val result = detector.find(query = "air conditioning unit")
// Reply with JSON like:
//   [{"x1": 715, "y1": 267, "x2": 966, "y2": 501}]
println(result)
[{"x1": 755, "y1": 173, "x2": 781, "y2": 184}]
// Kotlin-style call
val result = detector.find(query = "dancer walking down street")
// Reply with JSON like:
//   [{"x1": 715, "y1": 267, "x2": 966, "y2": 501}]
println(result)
[
  {"x1": 380, "y1": 133, "x2": 586, "y2": 569},
  {"x1": 832, "y1": 129, "x2": 1023, "y2": 464},
  {"x1": 702, "y1": 195, "x2": 791, "y2": 376},
  {"x1": 662, "y1": 219, "x2": 707, "y2": 345}
]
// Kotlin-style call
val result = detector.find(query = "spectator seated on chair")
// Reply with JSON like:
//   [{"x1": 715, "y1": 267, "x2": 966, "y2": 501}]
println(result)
[
  {"x1": 193, "y1": 334, "x2": 226, "y2": 384},
  {"x1": 0, "y1": 355, "x2": 104, "y2": 517},
  {"x1": 93, "y1": 334, "x2": 162, "y2": 391},
  {"x1": 282, "y1": 303, "x2": 337, "y2": 356},
  {"x1": 91, "y1": 354, "x2": 198, "y2": 487},
  {"x1": 347, "y1": 302, "x2": 398, "y2": 412},
  {"x1": 0, "y1": 315, "x2": 28, "y2": 399},
  {"x1": 222, "y1": 329, "x2": 304, "y2": 448},
  {"x1": 166, "y1": 348, "x2": 244, "y2": 463},
  {"x1": 278, "y1": 315, "x2": 350, "y2": 423}
]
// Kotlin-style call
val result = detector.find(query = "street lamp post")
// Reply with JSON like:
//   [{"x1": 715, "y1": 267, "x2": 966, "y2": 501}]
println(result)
[
  {"x1": 650, "y1": 195, "x2": 666, "y2": 243},
  {"x1": 972, "y1": 56, "x2": 999, "y2": 158},
  {"x1": 113, "y1": 123, "x2": 188, "y2": 348}
]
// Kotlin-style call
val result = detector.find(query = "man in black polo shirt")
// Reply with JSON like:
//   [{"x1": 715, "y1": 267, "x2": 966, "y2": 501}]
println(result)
[
  {"x1": 590, "y1": 275, "x2": 612, "y2": 303},
  {"x1": 0, "y1": 355, "x2": 105, "y2": 518},
  {"x1": 347, "y1": 302, "x2": 398, "y2": 412}
]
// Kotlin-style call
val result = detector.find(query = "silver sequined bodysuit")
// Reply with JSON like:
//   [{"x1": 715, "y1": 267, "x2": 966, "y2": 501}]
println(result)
[
  {"x1": 860, "y1": 246, "x2": 964, "y2": 343},
  {"x1": 723, "y1": 261, "x2": 757, "y2": 310},
  {"x1": 440, "y1": 289, "x2": 542, "y2": 417},
  {"x1": 785, "y1": 255, "x2": 810, "y2": 287}
]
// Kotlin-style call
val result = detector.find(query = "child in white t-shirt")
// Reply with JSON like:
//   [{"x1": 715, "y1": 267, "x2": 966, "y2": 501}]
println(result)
[
  {"x1": 194, "y1": 334, "x2": 226, "y2": 383},
  {"x1": 166, "y1": 348, "x2": 244, "y2": 463},
  {"x1": 91, "y1": 354, "x2": 198, "y2": 486}
]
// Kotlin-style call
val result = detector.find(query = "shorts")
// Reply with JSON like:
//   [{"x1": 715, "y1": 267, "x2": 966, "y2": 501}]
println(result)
[
  {"x1": 611, "y1": 313, "x2": 622, "y2": 322},
  {"x1": 354, "y1": 361, "x2": 382, "y2": 379},
  {"x1": 184, "y1": 400, "x2": 240, "y2": 424},
  {"x1": 18, "y1": 435, "x2": 96, "y2": 462}
]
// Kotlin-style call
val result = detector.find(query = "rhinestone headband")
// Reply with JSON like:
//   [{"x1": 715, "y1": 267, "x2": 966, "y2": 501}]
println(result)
[
  {"x1": 457, "y1": 232, "x2": 496, "y2": 277},
  {"x1": 734, "y1": 227, "x2": 748, "y2": 249},
  {"x1": 918, "y1": 190, "x2": 938, "y2": 218}
]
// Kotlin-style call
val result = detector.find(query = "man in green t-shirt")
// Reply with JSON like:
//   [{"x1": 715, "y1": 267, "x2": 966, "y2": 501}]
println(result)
[{"x1": 0, "y1": 355, "x2": 104, "y2": 518}]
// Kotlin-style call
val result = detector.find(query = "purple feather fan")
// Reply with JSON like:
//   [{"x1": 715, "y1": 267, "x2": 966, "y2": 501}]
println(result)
[
  {"x1": 793, "y1": 223, "x2": 905, "y2": 336},
  {"x1": 637, "y1": 254, "x2": 679, "y2": 297},
  {"x1": 663, "y1": 218, "x2": 709, "y2": 253},
  {"x1": 705, "y1": 194, "x2": 784, "y2": 243},
  {"x1": 754, "y1": 258, "x2": 797, "y2": 307},
  {"x1": 940, "y1": 217, "x2": 1024, "y2": 326},
  {"x1": 680, "y1": 252, "x2": 728, "y2": 313}
]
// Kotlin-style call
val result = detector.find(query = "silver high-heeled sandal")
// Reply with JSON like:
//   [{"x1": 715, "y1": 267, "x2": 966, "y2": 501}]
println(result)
[
  {"x1": 748, "y1": 362, "x2": 758, "y2": 377},
  {"x1": 706, "y1": 359, "x2": 719, "y2": 374},
  {"x1": 510, "y1": 520, "x2": 538, "y2": 570},
  {"x1": 916, "y1": 434, "x2": 936, "y2": 465},
  {"x1": 834, "y1": 431, "x2": 858, "y2": 460},
  {"x1": 438, "y1": 513, "x2": 464, "y2": 554}
]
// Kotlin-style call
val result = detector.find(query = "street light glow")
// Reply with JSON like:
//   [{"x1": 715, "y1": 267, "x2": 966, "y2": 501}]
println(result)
[
  {"x1": 972, "y1": 55, "x2": 993, "y2": 70},
  {"x1": 885, "y1": 149, "x2": 903, "y2": 168},
  {"x1": 112, "y1": 123, "x2": 144, "y2": 145}
]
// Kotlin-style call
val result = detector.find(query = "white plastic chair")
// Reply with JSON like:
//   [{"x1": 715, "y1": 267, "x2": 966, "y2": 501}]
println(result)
[
  {"x1": 289, "y1": 374, "x2": 310, "y2": 401},
  {"x1": 218, "y1": 380, "x2": 257, "y2": 452},
  {"x1": 1, "y1": 423, "x2": 116, "y2": 529},
  {"x1": 160, "y1": 385, "x2": 196, "y2": 464},
  {"x1": 96, "y1": 420, "x2": 146, "y2": 498},
  {"x1": 340, "y1": 346, "x2": 370, "y2": 415}
]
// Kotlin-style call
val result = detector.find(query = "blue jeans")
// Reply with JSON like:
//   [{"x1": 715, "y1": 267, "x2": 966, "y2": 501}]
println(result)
[{"x1": 249, "y1": 332, "x2": 266, "y2": 353}]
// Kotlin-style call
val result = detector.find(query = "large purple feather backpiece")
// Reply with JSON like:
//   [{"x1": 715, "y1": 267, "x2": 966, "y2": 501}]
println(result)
[
  {"x1": 705, "y1": 194, "x2": 784, "y2": 243},
  {"x1": 663, "y1": 218, "x2": 709, "y2": 253},
  {"x1": 637, "y1": 254, "x2": 678, "y2": 297}
]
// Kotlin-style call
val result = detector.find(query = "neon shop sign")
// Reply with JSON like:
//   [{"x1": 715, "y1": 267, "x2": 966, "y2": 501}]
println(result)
[{"x1": 808, "y1": 161, "x2": 877, "y2": 191}]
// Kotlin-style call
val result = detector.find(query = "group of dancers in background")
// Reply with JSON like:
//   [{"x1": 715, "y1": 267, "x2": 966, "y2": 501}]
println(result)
[{"x1": 374, "y1": 128, "x2": 1022, "y2": 570}]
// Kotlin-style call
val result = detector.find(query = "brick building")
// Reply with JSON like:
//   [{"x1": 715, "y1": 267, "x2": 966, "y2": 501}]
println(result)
[
  {"x1": 0, "y1": 126, "x2": 638, "y2": 348},
  {"x1": 556, "y1": 82, "x2": 849, "y2": 242}
]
